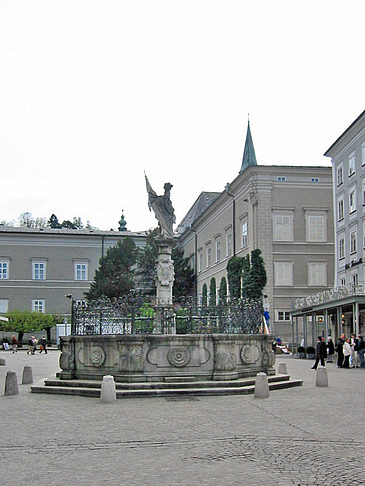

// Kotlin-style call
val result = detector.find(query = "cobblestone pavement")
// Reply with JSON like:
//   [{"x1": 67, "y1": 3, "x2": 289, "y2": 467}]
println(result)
[{"x1": 1, "y1": 349, "x2": 365, "y2": 486}]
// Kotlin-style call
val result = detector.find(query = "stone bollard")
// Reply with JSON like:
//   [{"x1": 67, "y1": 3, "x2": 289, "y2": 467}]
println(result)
[
  {"x1": 0, "y1": 357, "x2": 6, "y2": 366},
  {"x1": 4, "y1": 370, "x2": 19, "y2": 396},
  {"x1": 100, "y1": 375, "x2": 116, "y2": 403},
  {"x1": 254, "y1": 372, "x2": 270, "y2": 399},
  {"x1": 22, "y1": 366, "x2": 33, "y2": 385},
  {"x1": 277, "y1": 362, "x2": 287, "y2": 374},
  {"x1": 316, "y1": 367, "x2": 328, "y2": 387}
]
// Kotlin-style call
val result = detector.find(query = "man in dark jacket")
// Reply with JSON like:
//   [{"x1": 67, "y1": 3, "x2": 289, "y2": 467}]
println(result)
[
  {"x1": 311, "y1": 336, "x2": 327, "y2": 369},
  {"x1": 336, "y1": 334, "x2": 345, "y2": 368}
]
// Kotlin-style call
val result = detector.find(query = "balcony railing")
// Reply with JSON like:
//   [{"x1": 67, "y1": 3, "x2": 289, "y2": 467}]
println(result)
[{"x1": 293, "y1": 284, "x2": 365, "y2": 311}]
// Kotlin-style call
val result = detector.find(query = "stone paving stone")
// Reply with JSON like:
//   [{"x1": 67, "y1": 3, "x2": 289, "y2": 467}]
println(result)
[{"x1": 1, "y1": 351, "x2": 365, "y2": 485}]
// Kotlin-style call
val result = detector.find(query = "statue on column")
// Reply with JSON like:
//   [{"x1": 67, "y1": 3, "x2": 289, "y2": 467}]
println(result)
[{"x1": 145, "y1": 174, "x2": 176, "y2": 240}]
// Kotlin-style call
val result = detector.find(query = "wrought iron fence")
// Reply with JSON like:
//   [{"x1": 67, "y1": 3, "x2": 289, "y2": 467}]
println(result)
[{"x1": 71, "y1": 296, "x2": 263, "y2": 335}]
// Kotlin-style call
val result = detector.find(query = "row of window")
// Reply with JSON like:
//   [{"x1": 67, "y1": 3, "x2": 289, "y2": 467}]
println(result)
[
  {"x1": 274, "y1": 261, "x2": 327, "y2": 287},
  {"x1": 273, "y1": 212, "x2": 326, "y2": 242},
  {"x1": 336, "y1": 144, "x2": 365, "y2": 185},
  {"x1": 276, "y1": 176, "x2": 320, "y2": 183},
  {"x1": 0, "y1": 261, "x2": 89, "y2": 281},
  {"x1": 337, "y1": 222, "x2": 365, "y2": 259},
  {"x1": 337, "y1": 182, "x2": 365, "y2": 220},
  {"x1": 0, "y1": 299, "x2": 45, "y2": 313},
  {"x1": 197, "y1": 212, "x2": 327, "y2": 273}
]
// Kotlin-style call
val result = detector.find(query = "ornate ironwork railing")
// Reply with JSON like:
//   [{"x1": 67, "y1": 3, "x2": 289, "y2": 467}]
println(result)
[
  {"x1": 293, "y1": 284, "x2": 365, "y2": 311},
  {"x1": 71, "y1": 297, "x2": 263, "y2": 335}
]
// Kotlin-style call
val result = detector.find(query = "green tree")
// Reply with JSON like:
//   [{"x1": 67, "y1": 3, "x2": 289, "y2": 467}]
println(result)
[
  {"x1": 86, "y1": 238, "x2": 138, "y2": 300},
  {"x1": 227, "y1": 256, "x2": 244, "y2": 299},
  {"x1": 209, "y1": 277, "x2": 216, "y2": 306},
  {"x1": 201, "y1": 283, "x2": 208, "y2": 307},
  {"x1": 3, "y1": 310, "x2": 60, "y2": 345},
  {"x1": 250, "y1": 249, "x2": 267, "y2": 298},
  {"x1": 241, "y1": 250, "x2": 267, "y2": 300},
  {"x1": 48, "y1": 214, "x2": 62, "y2": 228},
  {"x1": 136, "y1": 228, "x2": 159, "y2": 292},
  {"x1": 172, "y1": 246, "x2": 194, "y2": 299},
  {"x1": 61, "y1": 220, "x2": 77, "y2": 229},
  {"x1": 218, "y1": 276, "x2": 227, "y2": 304}
]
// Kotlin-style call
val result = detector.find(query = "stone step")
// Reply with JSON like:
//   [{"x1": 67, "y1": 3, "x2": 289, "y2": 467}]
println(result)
[
  {"x1": 31, "y1": 377, "x2": 302, "y2": 398},
  {"x1": 43, "y1": 374, "x2": 290, "y2": 391}
]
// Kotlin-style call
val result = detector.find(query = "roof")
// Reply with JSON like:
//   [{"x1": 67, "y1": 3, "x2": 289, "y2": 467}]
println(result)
[
  {"x1": 176, "y1": 192, "x2": 221, "y2": 235},
  {"x1": 324, "y1": 109, "x2": 365, "y2": 158},
  {"x1": 0, "y1": 226, "x2": 147, "y2": 238},
  {"x1": 240, "y1": 121, "x2": 257, "y2": 173}
]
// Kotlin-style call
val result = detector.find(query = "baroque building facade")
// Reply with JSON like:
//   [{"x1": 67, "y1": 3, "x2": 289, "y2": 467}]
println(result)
[
  {"x1": 178, "y1": 124, "x2": 334, "y2": 342},
  {"x1": 0, "y1": 227, "x2": 146, "y2": 316}
]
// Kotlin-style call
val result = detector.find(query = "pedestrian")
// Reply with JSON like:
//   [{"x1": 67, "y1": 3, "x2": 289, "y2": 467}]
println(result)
[
  {"x1": 358, "y1": 334, "x2": 365, "y2": 368},
  {"x1": 350, "y1": 333, "x2": 359, "y2": 368},
  {"x1": 11, "y1": 336, "x2": 18, "y2": 353},
  {"x1": 39, "y1": 336, "x2": 48, "y2": 354},
  {"x1": 336, "y1": 334, "x2": 345, "y2": 368},
  {"x1": 326, "y1": 336, "x2": 335, "y2": 363},
  {"x1": 311, "y1": 336, "x2": 327, "y2": 369},
  {"x1": 27, "y1": 336, "x2": 34, "y2": 355},
  {"x1": 32, "y1": 336, "x2": 37, "y2": 354},
  {"x1": 342, "y1": 339, "x2": 352, "y2": 369}
]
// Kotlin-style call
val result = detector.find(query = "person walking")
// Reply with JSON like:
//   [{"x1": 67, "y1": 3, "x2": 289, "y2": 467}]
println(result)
[
  {"x1": 358, "y1": 334, "x2": 365, "y2": 368},
  {"x1": 342, "y1": 339, "x2": 352, "y2": 368},
  {"x1": 311, "y1": 336, "x2": 327, "y2": 369},
  {"x1": 336, "y1": 334, "x2": 345, "y2": 368},
  {"x1": 11, "y1": 336, "x2": 18, "y2": 353},
  {"x1": 39, "y1": 336, "x2": 48, "y2": 354},
  {"x1": 326, "y1": 336, "x2": 335, "y2": 363},
  {"x1": 350, "y1": 333, "x2": 359, "y2": 368},
  {"x1": 26, "y1": 336, "x2": 34, "y2": 355}
]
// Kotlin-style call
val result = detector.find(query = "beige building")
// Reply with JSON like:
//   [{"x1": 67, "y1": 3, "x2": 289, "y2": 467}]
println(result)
[
  {"x1": 0, "y1": 227, "x2": 146, "y2": 316},
  {"x1": 178, "y1": 124, "x2": 334, "y2": 342}
]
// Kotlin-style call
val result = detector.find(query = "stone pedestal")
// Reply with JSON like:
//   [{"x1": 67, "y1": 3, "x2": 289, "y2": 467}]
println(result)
[
  {"x1": 277, "y1": 362, "x2": 287, "y2": 374},
  {"x1": 22, "y1": 366, "x2": 33, "y2": 384},
  {"x1": 4, "y1": 370, "x2": 19, "y2": 396},
  {"x1": 155, "y1": 239, "x2": 175, "y2": 334},
  {"x1": 100, "y1": 375, "x2": 116, "y2": 403},
  {"x1": 254, "y1": 372, "x2": 270, "y2": 398},
  {"x1": 316, "y1": 367, "x2": 328, "y2": 387}
]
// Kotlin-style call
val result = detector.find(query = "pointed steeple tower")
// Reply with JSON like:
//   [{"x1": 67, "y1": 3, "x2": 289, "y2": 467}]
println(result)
[{"x1": 240, "y1": 119, "x2": 257, "y2": 173}]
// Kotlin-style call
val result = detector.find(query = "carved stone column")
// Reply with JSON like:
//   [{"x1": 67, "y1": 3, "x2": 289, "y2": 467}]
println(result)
[{"x1": 155, "y1": 238, "x2": 175, "y2": 334}]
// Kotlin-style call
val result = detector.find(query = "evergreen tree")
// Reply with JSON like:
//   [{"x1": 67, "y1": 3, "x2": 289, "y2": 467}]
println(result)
[
  {"x1": 136, "y1": 228, "x2": 159, "y2": 292},
  {"x1": 241, "y1": 250, "x2": 267, "y2": 300},
  {"x1": 241, "y1": 254, "x2": 251, "y2": 298},
  {"x1": 250, "y1": 249, "x2": 267, "y2": 299},
  {"x1": 227, "y1": 256, "x2": 244, "y2": 299},
  {"x1": 218, "y1": 276, "x2": 227, "y2": 304},
  {"x1": 61, "y1": 220, "x2": 77, "y2": 229},
  {"x1": 209, "y1": 277, "x2": 216, "y2": 306},
  {"x1": 48, "y1": 214, "x2": 62, "y2": 228},
  {"x1": 172, "y1": 246, "x2": 194, "y2": 299},
  {"x1": 85, "y1": 238, "x2": 138, "y2": 300},
  {"x1": 201, "y1": 283, "x2": 208, "y2": 306}
]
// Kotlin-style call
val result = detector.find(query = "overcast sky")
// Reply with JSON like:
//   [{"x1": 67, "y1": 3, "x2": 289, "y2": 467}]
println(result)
[{"x1": 1, "y1": 0, "x2": 364, "y2": 232}]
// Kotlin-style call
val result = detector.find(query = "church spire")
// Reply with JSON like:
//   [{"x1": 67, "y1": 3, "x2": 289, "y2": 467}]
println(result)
[
  {"x1": 118, "y1": 211, "x2": 127, "y2": 232},
  {"x1": 240, "y1": 119, "x2": 257, "y2": 173}
]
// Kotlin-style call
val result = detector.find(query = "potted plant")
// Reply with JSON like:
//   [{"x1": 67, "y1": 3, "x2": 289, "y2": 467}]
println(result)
[
  {"x1": 297, "y1": 346, "x2": 306, "y2": 359},
  {"x1": 306, "y1": 346, "x2": 315, "y2": 359}
]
